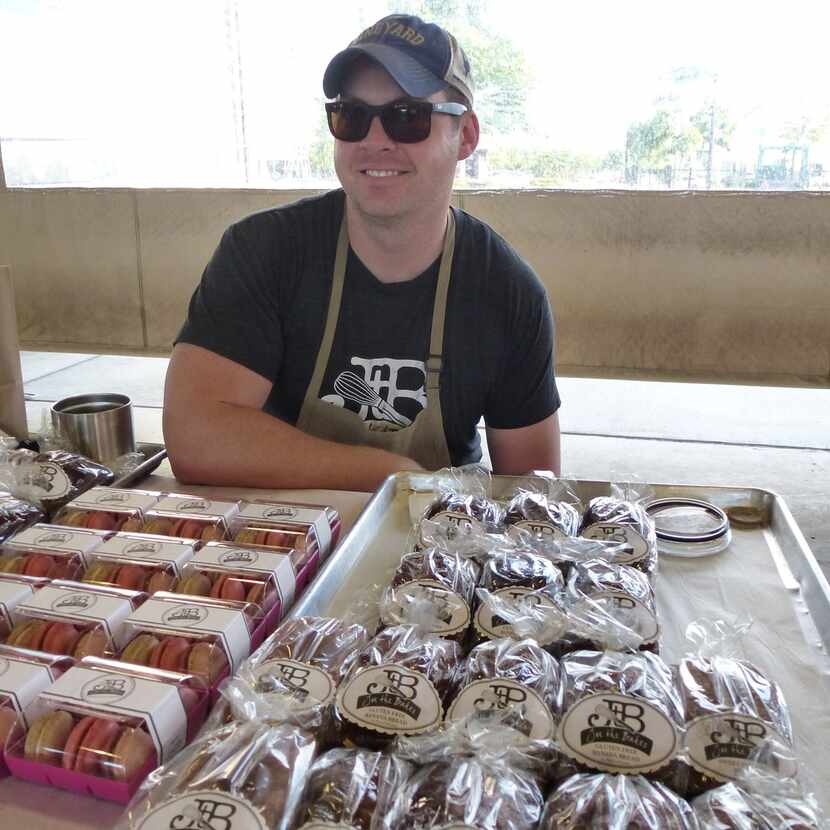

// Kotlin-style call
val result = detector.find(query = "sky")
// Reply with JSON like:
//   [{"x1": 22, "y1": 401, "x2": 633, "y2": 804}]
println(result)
[{"x1": 1, "y1": 0, "x2": 828, "y2": 182}]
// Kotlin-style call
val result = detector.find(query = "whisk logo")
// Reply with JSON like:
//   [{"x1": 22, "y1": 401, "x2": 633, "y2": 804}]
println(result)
[{"x1": 322, "y1": 357, "x2": 427, "y2": 429}]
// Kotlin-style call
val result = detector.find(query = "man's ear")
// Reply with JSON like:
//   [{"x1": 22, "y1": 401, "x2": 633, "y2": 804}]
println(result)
[{"x1": 456, "y1": 111, "x2": 480, "y2": 161}]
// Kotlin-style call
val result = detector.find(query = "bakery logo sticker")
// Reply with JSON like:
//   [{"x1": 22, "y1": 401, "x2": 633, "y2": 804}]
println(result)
[
  {"x1": 136, "y1": 790, "x2": 268, "y2": 830},
  {"x1": 81, "y1": 674, "x2": 136, "y2": 703},
  {"x1": 575, "y1": 592, "x2": 659, "y2": 644},
  {"x1": 163, "y1": 605, "x2": 209, "y2": 627},
  {"x1": 219, "y1": 549, "x2": 259, "y2": 567},
  {"x1": 175, "y1": 500, "x2": 209, "y2": 513},
  {"x1": 337, "y1": 663, "x2": 442, "y2": 736},
  {"x1": 35, "y1": 531, "x2": 73, "y2": 546},
  {"x1": 473, "y1": 586, "x2": 558, "y2": 641},
  {"x1": 255, "y1": 659, "x2": 335, "y2": 710},
  {"x1": 23, "y1": 463, "x2": 72, "y2": 500},
  {"x1": 263, "y1": 506, "x2": 298, "y2": 520},
  {"x1": 685, "y1": 714, "x2": 796, "y2": 783},
  {"x1": 381, "y1": 580, "x2": 470, "y2": 636},
  {"x1": 581, "y1": 523, "x2": 648, "y2": 563},
  {"x1": 558, "y1": 692, "x2": 679, "y2": 774},
  {"x1": 446, "y1": 678, "x2": 555, "y2": 741},
  {"x1": 94, "y1": 492, "x2": 131, "y2": 505},
  {"x1": 125, "y1": 541, "x2": 163, "y2": 556},
  {"x1": 429, "y1": 511, "x2": 476, "y2": 541},
  {"x1": 508, "y1": 520, "x2": 569, "y2": 543},
  {"x1": 299, "y1": 824, "x2": 358, "y2": 830},
  {"x1": 435, "y1": 826, "x2": 479, "y2": 830},
  {"x1": 53, "y1": 592, "x2": 97, "y2": 612}
]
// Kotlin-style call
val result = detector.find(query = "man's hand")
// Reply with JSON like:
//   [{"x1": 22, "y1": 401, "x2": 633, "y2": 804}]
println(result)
[
  {"x1": 163, "y1": 343, "x2": 422, "y2": 491},
  {"x1": 485, "y1": 412, "x2": 561, "y2": 477}
]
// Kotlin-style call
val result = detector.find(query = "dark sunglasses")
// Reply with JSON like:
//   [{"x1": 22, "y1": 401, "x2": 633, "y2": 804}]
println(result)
[{"x1": 325, "y1": 99, "x2": 467, "y2": 144}]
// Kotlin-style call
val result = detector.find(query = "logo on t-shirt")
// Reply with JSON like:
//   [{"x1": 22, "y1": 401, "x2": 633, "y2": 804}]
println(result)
[{"x1": 322, "y1": 357, "x2": 426, "y2": 431}]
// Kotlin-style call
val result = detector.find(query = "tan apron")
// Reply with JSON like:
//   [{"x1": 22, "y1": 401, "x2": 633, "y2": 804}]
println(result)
[{"x1": 295, "y1": 211, "x2": 455, "y2": 471}]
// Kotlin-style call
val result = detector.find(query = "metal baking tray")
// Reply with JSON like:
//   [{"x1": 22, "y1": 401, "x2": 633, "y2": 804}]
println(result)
[{"x1": 111, "y1": 441, "x2": 167, "y2": 488}]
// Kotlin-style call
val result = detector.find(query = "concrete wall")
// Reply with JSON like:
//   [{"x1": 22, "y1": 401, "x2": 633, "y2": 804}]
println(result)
[{"x1": 1, "y1": 187, "x2": 828, "y2": 386}]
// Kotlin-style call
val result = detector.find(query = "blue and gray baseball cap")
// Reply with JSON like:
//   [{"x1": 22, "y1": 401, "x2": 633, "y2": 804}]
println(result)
[{"x1": 323, "y1": 14, "x2": 474, "y2": 105}]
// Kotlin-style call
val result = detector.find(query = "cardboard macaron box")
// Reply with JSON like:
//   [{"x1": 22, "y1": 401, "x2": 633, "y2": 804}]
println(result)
[
  {"x1": 117, "y1": 592, "x2": 259, "y2": 700},
  {"x1": 4, "y1": 654, "x2": 209, "y2": 801},
  {"x1": 229, "y1": 499, "x2": 342, "y2": 592},
  {"x1": 51, "y1": 487, "x2": 164, "y2": 533},
  {"x1": 0, "y1": 645, "x2": 74, "y2": 774},
  {"x1": 0, "y1": 573, "x2": 48, "y2": 640},
  {"x1": 0, "y1": 522, "x2": 111, "y2": 580},
  {"x1": 173, "y1": 539, "x2": 298, "y2": 639},
  {"x1": 126, "y1": 494, "x2": 241, "y2": 542},
  {"x1": 79, "y1": 531, "x2": 199, "y2": 594},
  {"x1": 1, "y1": 579, "x2": 144, "y2": 661}
]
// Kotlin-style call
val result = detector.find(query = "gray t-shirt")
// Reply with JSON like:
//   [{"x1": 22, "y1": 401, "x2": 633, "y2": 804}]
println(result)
[{"x1": 177, "y1": 189, "x2": 560, "y2": 465}]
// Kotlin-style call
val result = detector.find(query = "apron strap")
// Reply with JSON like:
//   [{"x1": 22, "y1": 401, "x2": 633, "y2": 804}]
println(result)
[{"x1": 426, "y1": 210, "x2": 455, "y2": 392}]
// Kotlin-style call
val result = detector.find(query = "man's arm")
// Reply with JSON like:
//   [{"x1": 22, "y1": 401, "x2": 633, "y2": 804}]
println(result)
[
  {"x1": 163, "y1": 343, "x2": 422, "y2": 491},
  {"x1": 485, "y1": 412, "x2": 561, "y2": 476}
]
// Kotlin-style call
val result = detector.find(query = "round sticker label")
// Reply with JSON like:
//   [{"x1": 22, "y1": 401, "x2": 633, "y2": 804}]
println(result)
[
  {"x1": 685, "y1": 714, "x2": 796, "y2": 783},
  {"x1": 420, "y1": 510, "x2": 480, "y2": 544},
  {"x1": 336, "y1": 663, "x2": 442, "y2": 736},
  {"x1": 581, "y1": 523, "x2": 649, "y2": 563},
  {"x1": 557, "y1": 692, "x2": 679, "y2": 773},
  {"x1": 574, "y1": 592, "x2": 659, "y2": 644},
  {"x1": 253, "y1": 659, "x2": 335, "y2": 711},
  {"x1": 381, "y1": 580, "x2": 470, "y2": 635},
  {"x1": 299, "y1": 823, "x2": 357, "y2": 830},
  {"x1": 446, "y1": 678, "x2": 555, "y2": 741},
  {"x1": 436, "y1": 826, "x2": 480, "y2": 830},
  {"x1": 24, "y1": 463, "x2": 72, "y2": 501},
  {"x1": 507, "y1": 520, "x2": 569, "y2": 543},
  {"x1": 473, "y1": 586, "x2": 558, "y2": 642},
  {"x1": 135, "y1": 790, "x2": 268, "y2": 830}
]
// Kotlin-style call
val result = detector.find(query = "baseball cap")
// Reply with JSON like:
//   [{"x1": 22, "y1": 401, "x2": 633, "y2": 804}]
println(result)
[{"x1": 323, "y1": 14, "x2": 474, "y2": 106}]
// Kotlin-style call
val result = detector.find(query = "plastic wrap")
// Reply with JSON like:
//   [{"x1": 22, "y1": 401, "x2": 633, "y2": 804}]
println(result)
[
  {"x1": 380, "y1": 548, "x2": 480, "y2": 640},
  {"x1": 539, "y1": 772, "x2": 698, "y2": 829},
  {"x1": 660, "y1": 617, "x2": 795, "y2": 798},
  {"x1": 0, "y1": 493, "x2": 44, "y2": 545},
  {"x1": 579, "y1": 489, "x2": 658, "y2": 577},
  {"x1": 296, "y1": 748, "x2": 413, "y2": 830},
  {"x1": 566, "y1": 558, "x2": 661, "y2": 652},
  {"x1": 0, "y1": 449, "x2": 114, "y2": 515},
  {"x1": 472, "y1": 548, "x2": 566, "y2": 644},
  {"x1": 118, "y1": 719, "x2": 317, "y2": 830},
  {"x1": 504, "y1": 486, "x2": 581, "y2": 543},
  {"x1": 555, "y1": 649, "x2": 684, "y2": 780},
  {"x1": 333, "y1": 624, "x2": 462, "y2": 750}
]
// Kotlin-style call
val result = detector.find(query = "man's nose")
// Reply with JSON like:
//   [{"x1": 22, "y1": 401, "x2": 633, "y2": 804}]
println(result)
[{"x1": 362, "y1": 113, "x2": 395, "y2": 147}]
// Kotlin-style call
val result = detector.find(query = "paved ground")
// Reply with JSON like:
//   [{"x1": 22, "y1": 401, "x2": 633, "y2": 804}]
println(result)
[{"x1": 19, "y1": 350, "x2": 830, "y2": 577}]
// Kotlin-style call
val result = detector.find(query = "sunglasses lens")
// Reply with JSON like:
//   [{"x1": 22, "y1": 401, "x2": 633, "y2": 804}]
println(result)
[
  {"x1": 382, "y1": 102, "x2": 431, "y2": 143},
  {"x1": 327, "y1": 103, "x2": 370, "y2": 141}
]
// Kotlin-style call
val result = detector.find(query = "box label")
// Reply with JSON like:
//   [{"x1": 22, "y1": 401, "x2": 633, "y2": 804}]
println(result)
[
  {"x1": 0, "y1": 579, "x2": 35, "y2": 630},
  {"x1": 65, "y1": 487, "x2": 160, "y2": 513},
  {"x1": 7, "y1": 524, "x2": 104, "y2": 559},
  {"x1": 94, "y1": 533, "x2": 196, "y2": 575},
  {"x1": 0, "y1": 655, "x2": 58, "y2": 727}
]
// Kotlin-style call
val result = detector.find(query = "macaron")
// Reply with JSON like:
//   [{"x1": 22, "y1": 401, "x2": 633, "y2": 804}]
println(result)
[
  {"x1": 233, "y1": 528, "x2": 263, "y2": 546},
  {"x1": 245, "y1": 581, "x2": 277, "y2": 612},
  {"x1": 42, "y1": 621, "x2": 82, "y2": 655},
  {"x1": 62, "y1": 715, "x2": 96, "y2": 771},
  {"x1": 83, "y1": 561, "x2": 120, "y2": 585},
  {"x1": 200, "y1": 524, "x2": 225, "y2": 542},
  {"x1": 22, "y1": 554, "x2": 56, "y2": 578},
  {"x1": 210, "y1": 574, "x2": 246, "y2": 603},
  {"x1": 149, "y1": 636, "x2": 191, "y2": 672},
  {"x1": 114, "y1": 563, "x2": 148, "y2": 590},
  {"x1": 59, "y1": 509, "x2": 90, "y2": 528},
  {"x1": 6, "y1": 619, "x2": 50, "y2": 649},
  {"x1": 73, "y1": 627, "x2": 109, "y2": 659},
  {"x1": 120, "y1": 517, "x2": 146, "y2": 533},
  {"x1": 0, "y1": 555, "x2": 26, "y2": 574},
  {"x1": 74, "y1": 717, "x2": 121, "y2": 775},
  {"x1": 176, "y1": 572, "x2": 212, "y2": 597},
  {"x1": 142, "y1": 518, "x2": 174, "y2": 535},
  {"x1": 85, "y1": 511, "x2": 121, "y2": 532},
  {"x1": 170, "y1": 518, "x2": 205, "y2": 539},
  {"x1": 24, "y1": 709, "x2": 74, "y2": 765},
  {"x1": 109, "y1": 726, "x2": 156, "y2": 781},
  {"x1": 187, "y1": 641, "x2": 228, "y2": 684},
  {"x1": 147, "y1": 570, "x2": 175, "y2": 593},
  {"x1": 121, "y1": 633, "x2": 161, "y2": 665}
]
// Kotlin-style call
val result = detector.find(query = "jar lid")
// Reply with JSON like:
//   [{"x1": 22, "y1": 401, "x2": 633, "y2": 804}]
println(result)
[{"x1": 645, "y1": 498, "x2": 730, "y2": 543}]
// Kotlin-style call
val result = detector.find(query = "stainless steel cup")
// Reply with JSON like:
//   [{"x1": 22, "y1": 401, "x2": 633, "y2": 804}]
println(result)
[{"x1": 51, "y1": 393, "x2": 135, "y2": 464}]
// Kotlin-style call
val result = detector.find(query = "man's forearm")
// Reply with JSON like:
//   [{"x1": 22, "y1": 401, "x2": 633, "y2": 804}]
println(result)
[{"x1": 164, "y1": 400, "x2": 421, "y2": 491}]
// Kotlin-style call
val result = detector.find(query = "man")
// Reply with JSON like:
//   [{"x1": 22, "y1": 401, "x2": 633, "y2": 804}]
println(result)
[{"x1": 164, "y1": 14, "x2": 561, "y2": 491}]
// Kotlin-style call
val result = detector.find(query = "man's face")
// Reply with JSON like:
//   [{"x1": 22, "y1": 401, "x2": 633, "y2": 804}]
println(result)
[{"x1": 333, "y1": 62, "x2": 478, "y2": 223}]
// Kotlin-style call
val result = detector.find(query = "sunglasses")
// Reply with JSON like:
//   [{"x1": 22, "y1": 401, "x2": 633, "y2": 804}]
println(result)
[{"x1": 325, "y1": 99, "x2": 467, "y2": 144}]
